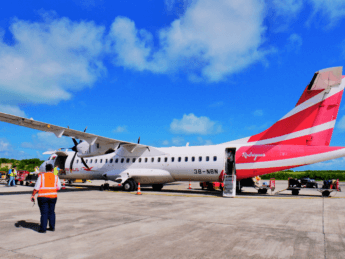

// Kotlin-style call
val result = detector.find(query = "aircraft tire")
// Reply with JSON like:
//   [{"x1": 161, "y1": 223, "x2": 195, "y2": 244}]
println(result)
[
  {"x1": 20, "y1": 181, "x2": 23, "y2": 185},
  {"x1": 152, "y1": 184, "x2": 163, "y2": 191},
  {"x1": 100, "y1": 185, "x2": 104, "y2": 191},
  {"x1": 261, "y1": 189, "x2": 267, "y2": 194},
  {"x1": 25, "y1": 181, "x2": 29, "y2": 186},
  {"x1": 292, "y1": 190, "x2": 299, "y2": 195},
  {"x1": 123, "y1": 180, "x2": 134, "y2": 192}
]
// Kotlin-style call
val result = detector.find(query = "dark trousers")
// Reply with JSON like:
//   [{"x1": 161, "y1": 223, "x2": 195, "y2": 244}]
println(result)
[{"x1": 37, "y1": 197, "x2": 57, "y2": 231}]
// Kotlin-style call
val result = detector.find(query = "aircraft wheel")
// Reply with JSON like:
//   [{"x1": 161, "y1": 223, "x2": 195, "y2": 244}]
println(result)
[
  {"x1": 261, "y1": 189, "x2": 267, "y2": 194},
  {"x1": 104, "y1": 183, "x2": 110, "y2": 190},
  {"x1": 123, "y1": 180, "x2": 134, "y2": 192},
  {"x1": 152, "y1": 184, "x2": 163, "y2": 191},
  {"x1": 292, "y1": 190, "x2": 299, "y2": 195},
  {"x1": 20, "y1": 181, "x2": 23, "y2": 185},
  {"x1": 25, "y1": 182, "x2": 29, "y2": 186},
  {"x1": 322, "y1": 191, "x2": 330, "y2": 197},
  {"x1": 100, "y1": 185, "x2": 104, "y2": 191}
]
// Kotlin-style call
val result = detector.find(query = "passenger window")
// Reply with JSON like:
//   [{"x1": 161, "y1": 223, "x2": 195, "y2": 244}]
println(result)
[
  {"x1": 199, "y1": 156, "x2": 202, "y2": 162},
  {"x1": 192, "y1": 157, "x2": 195, "y2": 162},
  {"x1": 178, "y1": 157, "x2": 181, "y2": 162},
  {"x1": 145, "y1": 158, "x2": 148, "y2": 163},
  {"x1": 206, "y1": 156, "x2": 209, "y2": 162},
  {"x1": 121, "y1": 158, "x2": 124, "y2": 163},
  {"x1": 158, "y1": 157, "x2": 161, "y2": 162},
  {"x1": 213, "y1": 156, "x2": 217, "y2": 162},
  {"x1": 132, "y1": 158, "x2": 136, "y2": 163},
  {"x1": 105, "y1": 159, "x2": 108, "y2": 163},
  {"x1": 90, "y1": 159, "x2": 93, "y2": 163},
  {"x1": 171, "y1": 157, "x2": 175, "y2": 162},
  {"x1": 86, "y1": 159, "x2": 88, "y2": 163},
  {"x1": 185, "y1": 157, "x2": 188, "y2": 162},
  {"x1": 115, "y1": 158, "x2": 118, "y2": 163},
  {"x1": 76, "y1": 160, "x2": 79, "y2": 163},
  {"x1": 126, "y1": 158, "x2": 130, "y2": 163},
  {"x1": 95, "y1": 159, "x2": 97, "y2": 163},
  {"x1": 164, "y1": 157, "x2": 168, "y2": 162},
  {"x1": 139, "y1": 158, "x2": 142, "y2": 163},
  {"x1": 151, "y1": 158, "x2": 154, "y2": 162},
  {"x1": 110, "y1": 159, "x2": 113, "y2": 163},
  {"x1": 100, "y1": 159, "x2": 103, "y2": 163}
]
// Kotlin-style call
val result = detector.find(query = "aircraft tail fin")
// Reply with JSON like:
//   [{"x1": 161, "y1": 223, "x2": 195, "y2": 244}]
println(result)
[{"x1": 247, "y1": 67, "x2": 344, "y2": 146}]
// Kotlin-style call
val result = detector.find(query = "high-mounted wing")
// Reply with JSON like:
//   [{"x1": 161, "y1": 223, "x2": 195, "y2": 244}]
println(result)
[{"x1": 0, "y1": 112, "x2": 165, "y2": 157}]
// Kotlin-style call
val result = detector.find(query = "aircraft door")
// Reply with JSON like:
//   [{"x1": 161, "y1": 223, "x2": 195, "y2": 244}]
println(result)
[
  {"x1": 53, "y1": 155, "x2": 67, "y2": 174},
  {"x1": 225, "y1": 148, "x2": 236, "y2": 176}
]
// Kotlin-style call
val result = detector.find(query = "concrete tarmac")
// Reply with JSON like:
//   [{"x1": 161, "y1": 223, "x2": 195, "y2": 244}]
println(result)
[{"x1": 1, "y1": 180, "x2": 345, "y2": 259}]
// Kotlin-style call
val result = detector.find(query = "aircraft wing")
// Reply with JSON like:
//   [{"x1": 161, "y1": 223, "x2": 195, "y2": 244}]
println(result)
[{"x1": 0, "y1": 112, "x2": 162, "y2": 155}]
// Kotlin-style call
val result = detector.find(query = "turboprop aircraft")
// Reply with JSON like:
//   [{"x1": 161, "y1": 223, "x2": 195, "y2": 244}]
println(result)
[{"x1": 1, "y1": 66, "x2": 345, "y2": 192}]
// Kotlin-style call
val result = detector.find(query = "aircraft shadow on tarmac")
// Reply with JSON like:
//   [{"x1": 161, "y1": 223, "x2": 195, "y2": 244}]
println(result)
[{"x1": 15, "y1": 220, "x2": 40, "y2": 232}]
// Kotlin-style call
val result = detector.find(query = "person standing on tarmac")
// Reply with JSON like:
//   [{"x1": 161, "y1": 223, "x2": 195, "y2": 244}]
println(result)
[
  {"x1": 8, "y1": 166, "x2": 17, "y2": 187},
  {"x1": 31, "y1": 164, "x2": 61, "y2": 233},
  {"x1": 53, "y1": 166, "x2": 60, "y2": 176}
]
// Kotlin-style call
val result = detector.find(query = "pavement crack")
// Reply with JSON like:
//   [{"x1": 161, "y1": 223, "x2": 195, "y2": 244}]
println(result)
[
  {"x1": 0, "y1": 246, "x2": 42, "y2": 259},
  {"x1": 13, "y1": 216, "x2": 150, "y2": 252}
]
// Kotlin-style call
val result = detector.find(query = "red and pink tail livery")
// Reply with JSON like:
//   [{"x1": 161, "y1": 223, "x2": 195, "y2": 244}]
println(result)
[{"x1": 246, "y1": 67, "x2": 344, "y2": 146}]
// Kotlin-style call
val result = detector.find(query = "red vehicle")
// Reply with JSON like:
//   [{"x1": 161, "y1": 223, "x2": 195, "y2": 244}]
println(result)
[{"x1": 15, "y1": 170, "x2": 30, "y2": 185}]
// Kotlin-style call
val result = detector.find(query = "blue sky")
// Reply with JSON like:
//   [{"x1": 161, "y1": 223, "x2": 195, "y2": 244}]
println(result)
[{"x1": 1, "y1": 0, "x2": 345, "y2": 170}]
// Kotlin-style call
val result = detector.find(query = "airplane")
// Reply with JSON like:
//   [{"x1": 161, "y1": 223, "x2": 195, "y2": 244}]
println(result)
[{"x1": 0, "y1": 66, "x2": 345, "y2": 192}]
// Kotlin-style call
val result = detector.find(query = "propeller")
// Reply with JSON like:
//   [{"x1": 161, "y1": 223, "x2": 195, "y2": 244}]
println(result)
[
  {"x1": 138, "y1": 137, "x2": 140, "y2": 144},
  {"x1": 69, "y1": 137, "x2": 89, "y2": 170}
]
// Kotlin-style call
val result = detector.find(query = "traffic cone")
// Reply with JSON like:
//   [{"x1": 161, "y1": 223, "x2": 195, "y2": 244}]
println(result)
[
  {"x1": 62, "y1": 180, "x2": 66, "y2": 190},
  {"x1": 136, "y1": 182, "x2": 142, "y2": 195},
  {"x1": 189, "y1": 181, "x2": 192, "y2": 189}
]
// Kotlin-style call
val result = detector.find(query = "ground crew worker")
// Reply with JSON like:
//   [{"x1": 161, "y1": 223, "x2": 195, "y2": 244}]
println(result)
[
  {"x1": 53, "y1": 166, "x2": 60, "y2": 176},
  {"x1": 8, "y1": 166, "x2": 17, "y2": 187},
  {"x1": 31, "y1": 164, "x2": 61, "y2": 233}
]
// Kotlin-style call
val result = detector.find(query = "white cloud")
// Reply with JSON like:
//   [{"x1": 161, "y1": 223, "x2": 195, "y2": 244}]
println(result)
[
  {"x1": 0, "y1": 104, "x2": 26, "y2": 117},
  {"x1": 196, "y1": 137, "x2": 213, "y2": 145},
  {"x1": 107, "y1": 0, "x2": 269, "y2": 82},
  {"x1": 287, "y1": 33, "x2": 303, "y2": 51},
  {"x1": 172, "y1": 136, "x2": 185, "y2": 146},
  {"x1": 113, "y1": 126, "x2": 128, "y2": 133},
  {"x1": 337, "y1": 115, "x2": 345, "y2": 130},
  {"x1": 308, "y1": 0, "x2": 345, "y2": 26},
  {"x1": 271, "y1": 0, "x2": 303, "y2": 17},
  {"x1": 311, "y1": 157, "x2": 345, "y2": 168},
  {"x1": 0, "y1": 14, "x2": 105, "y2": 110},
  {"x1": 170, "y1": 113, "x2": 223, "y2": 135},
  {"x1": 162, "y1": 140, "x2": 169, "y2": 145},
  {"x1": 253, "y1": 109, "x2": 264, "y2": 116},
  {"x1": 0, "y1": 139, "x2": 10, "y2": 152},
  {"x1": 21, "y1": 132, "x2": 71, "y2": 151}
]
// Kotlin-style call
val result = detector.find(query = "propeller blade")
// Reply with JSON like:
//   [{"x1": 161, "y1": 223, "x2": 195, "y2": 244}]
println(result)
[
  {"x1": 84, "y1": 127, "x2": 88, "y2": 132},
  {"x1": 81, "y1": 157, "x2": 89, "y2": 169},
  {"x1": 72, "y1": 138, "x2": 78, "y2": 147},
  {"x1": 138, "y1": 137, "x2": 140, "y2": 144},
  {"x1": 70, "y1": 152, "x2": 78, "y2": 171}
]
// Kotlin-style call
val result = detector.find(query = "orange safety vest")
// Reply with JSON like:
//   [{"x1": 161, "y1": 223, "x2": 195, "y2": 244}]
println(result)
[{"x1": 38, "y1": 172, "x2": 58, "y2": 198}]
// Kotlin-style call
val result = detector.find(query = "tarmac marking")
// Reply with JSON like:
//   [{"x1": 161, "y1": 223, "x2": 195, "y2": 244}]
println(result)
[{"x1": 107, "y1": 190, "x2": 345, "y2": 199}]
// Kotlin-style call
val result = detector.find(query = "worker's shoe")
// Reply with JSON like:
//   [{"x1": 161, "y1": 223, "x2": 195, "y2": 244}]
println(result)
[
  {"x1": 38, "y1": 230, "x2": 46, "y2": 233},
  {"x1": 47, "y1": 228, "x2": 55, "y2": 231}
]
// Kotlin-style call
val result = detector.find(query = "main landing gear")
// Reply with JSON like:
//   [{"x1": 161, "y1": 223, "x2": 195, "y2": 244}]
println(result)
[{"x1": 122, "y1": 179, "x2": 137, "y2": 192}]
